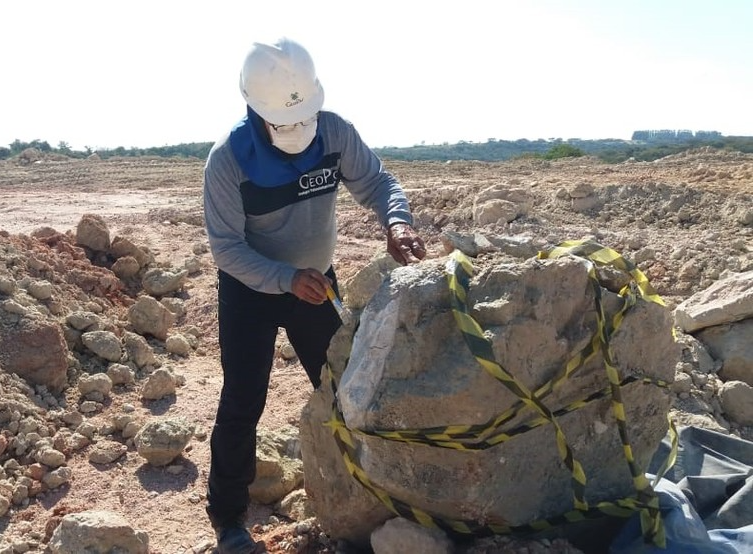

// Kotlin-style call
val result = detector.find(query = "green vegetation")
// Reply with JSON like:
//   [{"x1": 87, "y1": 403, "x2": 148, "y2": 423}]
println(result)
[
  {"x1": 2, "y1": 134, "x2": 753, "y2": 164},
  {"x1": 538, "y1": 143, "x2": 586, "y2": 160},
  {"x1": 0, "y1": 139, "x2": 212, "y2": 161},
  {"x1": 374, "y1": 136, "x2": 753, "y2": 163}
]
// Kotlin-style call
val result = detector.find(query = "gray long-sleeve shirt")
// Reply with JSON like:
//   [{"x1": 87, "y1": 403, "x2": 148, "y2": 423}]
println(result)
[{"x1": 203, "y1": 110, "x2": 413, "y2": 294}]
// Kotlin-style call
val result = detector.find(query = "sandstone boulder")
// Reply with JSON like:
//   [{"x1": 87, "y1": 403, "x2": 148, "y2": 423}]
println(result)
[{"x1": 301, "y1": 254, "x2": 677, "y2": 546}]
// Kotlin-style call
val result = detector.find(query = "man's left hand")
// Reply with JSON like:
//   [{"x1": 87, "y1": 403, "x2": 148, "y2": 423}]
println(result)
[{"x1": 387, "y1": 223, "x2": 426, "y2": 265}]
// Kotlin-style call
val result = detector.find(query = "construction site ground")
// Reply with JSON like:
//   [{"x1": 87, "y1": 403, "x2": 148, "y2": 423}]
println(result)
[{"x1": 0, "y1": 149, "x2": 752, "y2": 553}]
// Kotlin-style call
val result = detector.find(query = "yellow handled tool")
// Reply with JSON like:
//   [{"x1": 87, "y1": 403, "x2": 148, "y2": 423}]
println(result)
[{"x1": 326, "y1": 286, "x2": 345, "y2": 319}]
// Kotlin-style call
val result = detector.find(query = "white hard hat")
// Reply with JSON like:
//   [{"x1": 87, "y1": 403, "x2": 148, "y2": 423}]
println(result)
[{"x1": 239, "y1": 38, "x2": 325, "y2": 125}]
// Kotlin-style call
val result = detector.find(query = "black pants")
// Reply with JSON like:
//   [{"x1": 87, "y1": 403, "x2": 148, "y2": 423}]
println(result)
[{"x1": 206, "y1": 268, "x2": 342, "y2": 526}]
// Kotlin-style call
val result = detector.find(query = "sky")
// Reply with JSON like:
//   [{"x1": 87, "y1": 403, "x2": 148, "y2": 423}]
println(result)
[{"x1": 1, "y1": 0, "x2": 752, "y2": 151}]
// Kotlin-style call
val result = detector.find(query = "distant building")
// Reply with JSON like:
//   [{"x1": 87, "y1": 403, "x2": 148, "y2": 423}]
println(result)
[
  {"x1": 631, "y1": 129, "x2": 722, "y2": 142},
  {"x1": 695, "y1": 130, "x2": 722, "y2": 140}
]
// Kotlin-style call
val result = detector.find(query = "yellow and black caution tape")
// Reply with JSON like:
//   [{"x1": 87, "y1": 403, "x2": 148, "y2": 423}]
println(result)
[
  {"x1": 539, "y1": 240, "x2": 669, "y2": 545},
  {"x1": 357, "y1": 374, "x2": 669, "y2": 450},
  {"x1": 540, "y1": 239, "x2": 665, "y2": 306},
  {"x1": 325, "y1": 368, "x2": 677, "y2": 540},
  {"x1": 324, "y1": 370, "x2": 510, "y2": 536},
  {"x1": 446, "y1": 251, "x2": 591, "y2": 512},
  {"x1": 325, "y1": 239, "x2": 677, "y2": 546}
]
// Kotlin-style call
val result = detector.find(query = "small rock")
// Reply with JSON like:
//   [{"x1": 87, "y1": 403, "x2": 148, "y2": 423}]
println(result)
[
  {"x1": 280, "y1": 343, "x2": 297, "y2": 360},
  {"x1": 27, "y1": 280, "x2": 53, "y2": 300},
  {"x1": 166, "y1": 334, "x2": 192, "y2": 357},
  {"x1": 78, "y1": 373, "x2": 114, "y2": 397},
  {"x1": 79, "y1": 401, "x2": 98, "y2": 414},
  {"x1": 107, "y1": 363, "x2": 136, "y2": 386},
  {"x1": 140, "y1": 368, "x2": 176, "y2": 400},
  {"x1": 89, "y1": 440, "x2": 128, "y2": 464},
  {"x1": 134, "y1": 418, "x2": 194, "y2": 466},
  {"x1": 43, "y1": 467, "x2": 73, "y2": 489}
]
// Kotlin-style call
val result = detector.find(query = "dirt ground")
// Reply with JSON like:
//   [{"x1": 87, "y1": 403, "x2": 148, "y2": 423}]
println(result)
[{"x1": 0, "y1": 148, "x2": 752, "y2": 553}]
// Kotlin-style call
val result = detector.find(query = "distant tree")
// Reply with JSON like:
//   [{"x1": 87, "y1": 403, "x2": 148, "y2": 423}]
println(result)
[
  {"x1": 0, "y1": 146, "x2": 10, "y2": 160},
  {"x1": 57, "y1": 141, "x2": 73, "y2": 156},
  {"x1": 29, "y1": 139, "x2": 52, "y2": 152},
  {"x1": 541, "y1": 144, "x2": 585, "y2": 160},
  {"x1": 9, "y1": 139, "x2": 27, "y2": 155}
]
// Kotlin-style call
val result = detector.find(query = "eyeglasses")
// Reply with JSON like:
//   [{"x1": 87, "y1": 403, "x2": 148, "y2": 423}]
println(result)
[{"x1": 268, "y1": 114, "x2": 318, "y2": 133}]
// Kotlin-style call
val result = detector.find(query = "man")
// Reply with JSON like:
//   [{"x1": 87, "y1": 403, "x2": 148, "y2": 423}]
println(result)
[{"x1": 203, "y1": 37, "x2": 426, "y2": 553}]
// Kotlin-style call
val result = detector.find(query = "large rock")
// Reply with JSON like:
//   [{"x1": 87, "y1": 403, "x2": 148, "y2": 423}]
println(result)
[
  {"x1": 140, "y1": 368, "x2": 176, "y2": 400},
  {"x1": 123, "y1": 331, "x2": 157, "y2": 368},
  {"x1": 248, "y1": 426, "x2": 304, "y2": 505},
  {"x1": 301, "y1": 254, "x2": 677, "y2": 546},
  {"x1": 128, "y1": 295, "x2": 174, "y2": 340},
  {"x1": 75, "y1": 214, "x2": 111, "y2": 252},
  {"x1": 81, "y1": 330, "x2": 123, "y2": 362},
  {"x1": 439, "y1": 230, "x2": 498, "y2": 258},
  {"x1": 142, "y1": 268, "x2": 188, "y2": 297},
  {"x1": 472, "y1": 186, "x2": 532, "y2": 225},
  {"x1": 48, "y1": 510, "x2": 148, "y2": 553},
  {"x1": 371, "y1": 517, "x2": 454, "y2": 554},
  {"x1": 674, "y1": 270, "x2": 753, "y2": 332},
  {"x1": 109, "y1": 236, "x2": 152, "y2": 268},
  {"x1": 697, "y1": 319, "x2": 753, "y2": 385},
  {"x1": 0, "y1": 314, "x2": 68, "y2": 392},
  {"x1": 718, "y1": 381, "x2": 753, "y2": 426}
]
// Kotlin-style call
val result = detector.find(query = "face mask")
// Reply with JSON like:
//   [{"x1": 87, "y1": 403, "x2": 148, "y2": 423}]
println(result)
[{"x1": 269, "y1": 121, "x2": 318, "y2": 154}]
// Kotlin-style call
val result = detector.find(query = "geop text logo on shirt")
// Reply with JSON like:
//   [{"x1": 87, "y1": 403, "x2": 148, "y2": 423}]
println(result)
[{"x1": 298, "y1": 166, "x2": 340, "y2": 196}]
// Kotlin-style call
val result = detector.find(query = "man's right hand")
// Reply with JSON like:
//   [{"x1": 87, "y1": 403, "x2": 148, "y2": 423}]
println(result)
[
  {"x1": 387, "y1": 223, "x2": 426, "y2": 266},
  {"x1": 291, "y1": 268, "x2": 331, "y2": 304}
]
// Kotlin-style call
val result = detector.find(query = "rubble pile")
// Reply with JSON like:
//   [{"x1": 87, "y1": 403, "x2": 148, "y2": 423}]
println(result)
[{"x1": 0, "y1": 215, "x2": 201, "y2": 519}]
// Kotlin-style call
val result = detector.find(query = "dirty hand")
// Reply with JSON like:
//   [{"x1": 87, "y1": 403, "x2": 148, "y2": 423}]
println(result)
[
  {"x1": 387, "y1": 223, "x2": 426, "y2": 265},
  {"x1": 291, "y1": 268, "x2": 331, "y2": 304}
]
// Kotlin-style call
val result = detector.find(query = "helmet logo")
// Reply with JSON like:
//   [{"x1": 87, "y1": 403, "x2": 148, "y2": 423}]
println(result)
[{"x1": 285, "y1": 92, "x2": 303, "y2": 108}]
